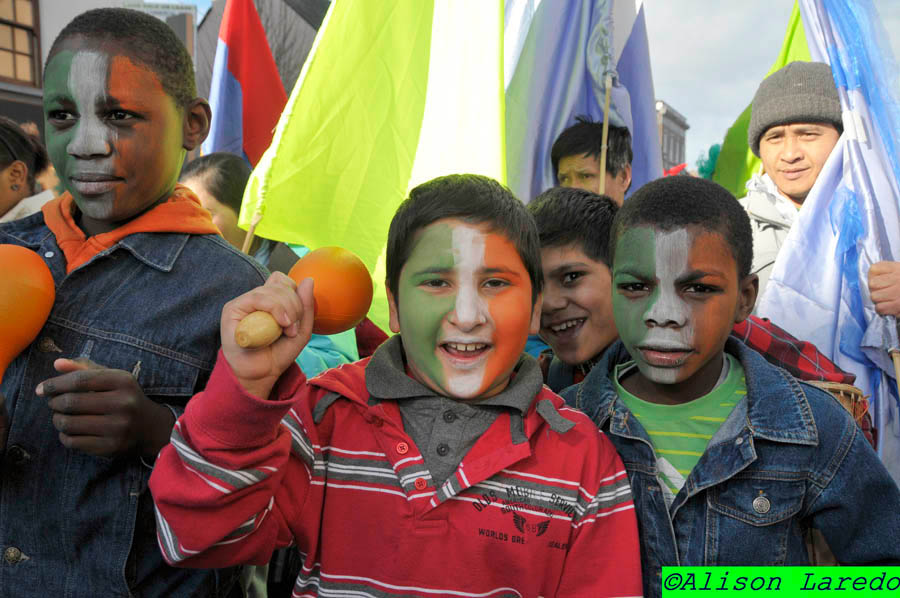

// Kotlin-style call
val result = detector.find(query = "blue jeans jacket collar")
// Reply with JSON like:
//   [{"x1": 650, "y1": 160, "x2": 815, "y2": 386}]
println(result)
[{"x1": 2, "y1": 212, "x2": 198, "y2": 273}]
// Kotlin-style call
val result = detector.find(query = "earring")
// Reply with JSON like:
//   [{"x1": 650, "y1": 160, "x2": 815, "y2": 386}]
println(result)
[{"x1": 10, "y1": 184, "x2": 18, "y2": 191}]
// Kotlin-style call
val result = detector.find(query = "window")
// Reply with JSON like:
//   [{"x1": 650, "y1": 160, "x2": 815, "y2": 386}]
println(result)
[{"x1": 0, "y1": 0, "x2": 39, "y2": 85}]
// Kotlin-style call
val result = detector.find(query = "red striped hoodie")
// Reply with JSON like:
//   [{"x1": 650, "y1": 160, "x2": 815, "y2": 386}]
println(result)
[{"x1": 149, "y1": 351, "x2": 643, "y2": 598}]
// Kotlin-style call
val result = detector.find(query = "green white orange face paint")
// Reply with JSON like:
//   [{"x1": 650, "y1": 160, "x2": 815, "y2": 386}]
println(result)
[
  {"x1": 43, "y1": 41, "x2": 186, "y2": 235},
  {"x1": 612, "y1": 226, "x2": 745, "y2": 401},
  {"x1": 389, "y1": 219, "x2": 536, "y2": 400}
]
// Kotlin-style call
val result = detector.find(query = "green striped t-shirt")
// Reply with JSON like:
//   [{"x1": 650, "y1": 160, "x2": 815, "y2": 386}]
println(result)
[{"x1": 615, "y1": 354, "x2": 745, "y2": 507}]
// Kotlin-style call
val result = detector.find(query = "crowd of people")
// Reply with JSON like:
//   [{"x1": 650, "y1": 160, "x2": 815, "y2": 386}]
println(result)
[{"x1": 1, "y1": 7, "x2": 899, "y2": 598}]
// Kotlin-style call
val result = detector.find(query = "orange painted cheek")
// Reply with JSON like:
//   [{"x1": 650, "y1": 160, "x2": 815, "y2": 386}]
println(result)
[{"x1": 482, "y1": 234, "x2": 534, "y2": 391}]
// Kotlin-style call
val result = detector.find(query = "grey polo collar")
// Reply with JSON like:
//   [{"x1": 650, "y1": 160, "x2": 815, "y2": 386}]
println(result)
[{"x1": 365, "y1": 335, "x2": 544, "y2": 416}]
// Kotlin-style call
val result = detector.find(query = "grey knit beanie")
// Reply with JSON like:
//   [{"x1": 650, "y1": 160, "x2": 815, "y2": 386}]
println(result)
[{"x1": 748, "y1": 61, "x2": 841, "y2": 157}]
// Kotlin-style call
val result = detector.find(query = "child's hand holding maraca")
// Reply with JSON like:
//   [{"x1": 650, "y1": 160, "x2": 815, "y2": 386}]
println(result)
[{"x1": 221, "y1": 272, "x2": 316, "y2": 399}]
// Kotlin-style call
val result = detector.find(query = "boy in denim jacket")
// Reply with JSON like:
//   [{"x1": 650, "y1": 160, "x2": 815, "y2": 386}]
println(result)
[
  {"x1": 0, "y1": 9, "x2": 265, "y2": 597},
  {"x1": 561, "y1": 176, "x2": 900, "y2": 597}
]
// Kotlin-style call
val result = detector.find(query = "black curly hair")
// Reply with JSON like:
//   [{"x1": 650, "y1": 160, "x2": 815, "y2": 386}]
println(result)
[
  {"x1": 46, "y1": 8, "x2": 196, "y2": 108},
  {"x1": 609, "y1": 176, "x2": 754, "y2": 278}
]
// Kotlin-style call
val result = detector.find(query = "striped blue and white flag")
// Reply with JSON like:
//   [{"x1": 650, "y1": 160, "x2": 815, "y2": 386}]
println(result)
[
  {"x1": 757, "y1": 0, "x2": 900, "y2": 481},
  {"x1": 504, "y1": 0, "x2": 662, "y2": 203}
]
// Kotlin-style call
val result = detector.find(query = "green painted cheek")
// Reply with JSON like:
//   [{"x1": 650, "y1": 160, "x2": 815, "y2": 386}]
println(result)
[
  {"x1": 42, "y1": 51, "x2": 76, "y2": 179},
  {"x1": 400, "y1": 291, "x2": 453, "y2": 386},
  {"x1": 612, "y1": 227, "x2": 658, "y2": 347},
  {"x1": 396, "y1": 222, "x2": 456, "y2": 388}
]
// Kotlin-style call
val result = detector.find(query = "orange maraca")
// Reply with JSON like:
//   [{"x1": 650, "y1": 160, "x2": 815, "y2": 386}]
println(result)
[
  {"x1": 235, "y1": 246, "x2": 374, "y2": 348},
  {"x1": 0, "y1": 245, "x2": 56, "y2": 382}
]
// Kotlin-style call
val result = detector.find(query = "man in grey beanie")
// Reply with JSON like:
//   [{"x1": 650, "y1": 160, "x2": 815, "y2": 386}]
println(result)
[
  {"x1": 740, "y1": 60, "x2": 843, "y2": 297},
  {"x1": 742, "y1": 60, "x2": 900, "y2": 317}
]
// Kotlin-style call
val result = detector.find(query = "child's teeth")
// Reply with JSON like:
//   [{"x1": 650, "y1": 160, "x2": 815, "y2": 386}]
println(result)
[
  {"x1": 449, "y1": 343, "x2": 486, "y2": 352},
  {"x1": 551, "y1": 319, "x2": 582, "y2": 332}
]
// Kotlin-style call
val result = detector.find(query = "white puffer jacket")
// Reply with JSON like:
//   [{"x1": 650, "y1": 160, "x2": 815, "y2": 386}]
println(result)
[{"x1": 738, "y1": 173, "x2": 799, "y2": 299}]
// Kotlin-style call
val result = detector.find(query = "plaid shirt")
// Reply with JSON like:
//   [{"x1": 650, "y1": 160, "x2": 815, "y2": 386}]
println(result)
[
  {"x1": 733, "y1": 315, "x2": 856, "y2": 384},
  {"x1": 734, "y1": 316, "x2": 876, "y2": 449},
  {"x1": 731, "y1": 316, "x2": 856, "y2": 384}
]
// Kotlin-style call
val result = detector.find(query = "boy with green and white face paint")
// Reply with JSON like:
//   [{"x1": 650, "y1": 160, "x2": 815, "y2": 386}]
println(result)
[
  {"x1": 562, "y1": 176, "x2": 900, "y2": 597},
  {"x1": 150, "y1": 175, "x2": 643, "y2": 597}
]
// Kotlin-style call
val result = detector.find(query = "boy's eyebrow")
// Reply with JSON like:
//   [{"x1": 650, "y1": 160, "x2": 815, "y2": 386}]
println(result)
[
  {"x1": 613, "y1": 267, "x2": 650, "y2": 279},
  {"x1": 482, "y1": 266, "x2": 521, "y2": 276},
  {"x1": 675, "y1": 269, "x2": 728, "y2": 283},
  {"x1": 44, "y1": 93, "x2": 74, "y2": 104},
  {"x1": 547, "y1": 261, "x2": 594, "y2": 277},
  {"x1": 412, "y1": 267, "x2": 453, "y2": 276}
]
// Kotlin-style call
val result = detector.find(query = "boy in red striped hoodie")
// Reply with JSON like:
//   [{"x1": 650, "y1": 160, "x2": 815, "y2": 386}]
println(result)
[{"x1": 150, "y1": 174, "x2": 642, "y2": 597}]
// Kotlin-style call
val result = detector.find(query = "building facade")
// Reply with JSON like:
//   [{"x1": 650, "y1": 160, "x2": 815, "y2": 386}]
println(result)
[{"x1": 655, "y1": 99, "x2": 689, "y2": 172}]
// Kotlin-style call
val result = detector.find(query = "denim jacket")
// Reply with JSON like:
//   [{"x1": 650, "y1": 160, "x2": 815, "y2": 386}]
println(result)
[
  {"x1": 562, "y1": 338, "x2": 900, "y2": 598},
  {"x1": 0, "y1": 213, "x2": 267, "y2": 597}
]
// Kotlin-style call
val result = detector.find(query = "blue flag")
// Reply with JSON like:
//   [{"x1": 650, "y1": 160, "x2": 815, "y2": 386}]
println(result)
[{"x1": 758, "y1": 0, "x2": 900, "y2": 482}]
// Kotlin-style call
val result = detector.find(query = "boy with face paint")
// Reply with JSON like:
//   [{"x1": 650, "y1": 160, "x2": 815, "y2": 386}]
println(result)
[
  {"x1": 149, "y1": 174, "x2": 643, "y2": 597},
  {"x1": 0, "y1": 9, "x2": 267, "y2": 597},
  {"x1": 561, "y1": 176, "x2": 900, "y2": 597}
]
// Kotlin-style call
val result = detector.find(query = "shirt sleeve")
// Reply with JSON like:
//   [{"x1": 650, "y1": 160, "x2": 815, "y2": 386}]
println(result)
[
  {"x1": 149, "y1": 351, "x2": 317, "y2": 569},
  {"x1": 555, "y1": 428, "x2": 644, "y2": 597},
  {"x1": 296, "y1": 328, "x2": 359, "y2": 377}
]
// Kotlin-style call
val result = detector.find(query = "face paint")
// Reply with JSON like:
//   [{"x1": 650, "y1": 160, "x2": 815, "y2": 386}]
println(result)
[
  {"x1": 612, "y1": 226, "x2": 741, "y2": 401},
  {"x1": 390, "y1": 219, "x2": 534, "y2": 400},
  {"x1": 44, "y1": 41, "x2": 186, "y2": 235}
]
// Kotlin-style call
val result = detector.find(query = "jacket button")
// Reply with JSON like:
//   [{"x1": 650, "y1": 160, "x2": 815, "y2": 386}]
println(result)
[
  {"x1": 442, "y1": 410, "x2": 457, "y2": 423},
  {"x1": 752, "y1": 496, "x2": 771, "y2": 514},
  {"x1": 414, "y1": 478, "x2": 427, "y2": 490},
  {"x1": 6, "y1": 445, "x2": 31, "y2": 467},
  {"x1": 436, "y1": 443, "x2": 450, "y2": 457},
  {"x1": 370, "y1": 416, "x2": 383, "y2": 427},
  {"x1": 395, "y1": 442, "x2": 409, "y2": 455},
  {"x1": 38, "y1": 337, "x2": 61, "y2": 352},
  {"x1": 3, "y1": 546, "x2": 23, "y2": 564}
]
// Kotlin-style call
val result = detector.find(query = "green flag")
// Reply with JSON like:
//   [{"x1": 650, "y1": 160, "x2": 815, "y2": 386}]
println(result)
[
  {"x1": 239, "y1": 0, "x2": 505, "y2": 332},
  {"x1": 713, "y1": 1, "x2": 811, "y2": 197}
]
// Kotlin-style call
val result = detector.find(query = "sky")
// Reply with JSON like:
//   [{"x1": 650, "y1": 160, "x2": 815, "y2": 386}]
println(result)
[{"x1": 644, "y1": 0, "x2": 900, "y2": 169}]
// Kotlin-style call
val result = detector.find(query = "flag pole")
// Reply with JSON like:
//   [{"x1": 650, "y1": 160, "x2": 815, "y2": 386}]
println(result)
[
  {"x1": 598, "y1": 72, "x2": 612, "y2": 195},
  {"x1": 241, "y1": 209, "x2": 264, "y2": 255},
  {"x1": 890, "y1": 351, "x2": 900, "y2": 399}
]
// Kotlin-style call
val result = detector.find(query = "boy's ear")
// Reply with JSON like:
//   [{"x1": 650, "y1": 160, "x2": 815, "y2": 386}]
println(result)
[
  {"x1": 619, "y1": 163, "x2": 633, "y2": 192},
  {"x1": 529, "y1": 292, "x2": 543, "y2": 335},
  {"x1": 386, "y1": 285, "x2": 401, "y2": 334},
  {"x1": 182, "y1": 98, "x2": 212, "y2": 151},
  {"x1": 6, "y1": 160, "x2": 27, "y2": 188},
  {"x1": 735, "y1": 273, "x2": 759, "y2": 322}
]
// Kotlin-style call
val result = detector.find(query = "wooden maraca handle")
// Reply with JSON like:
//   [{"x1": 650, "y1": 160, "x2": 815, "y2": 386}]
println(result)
[{"x1": 234, "y1": 311, "x2": 284, "y2": 349}]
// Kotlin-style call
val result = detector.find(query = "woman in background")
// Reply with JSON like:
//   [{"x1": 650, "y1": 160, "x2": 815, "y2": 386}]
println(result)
[{"x1": 0, "y1": 117, "x2": 53, "y2": 223}]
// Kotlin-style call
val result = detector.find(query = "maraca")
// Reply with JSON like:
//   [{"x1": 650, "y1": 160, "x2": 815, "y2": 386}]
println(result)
[
  {"x1": 235, "y1": 246, "x2": 373, "y2": 348},
  {"x1": 0, "y1": 245, "x2": 56, "y2": 382}
]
